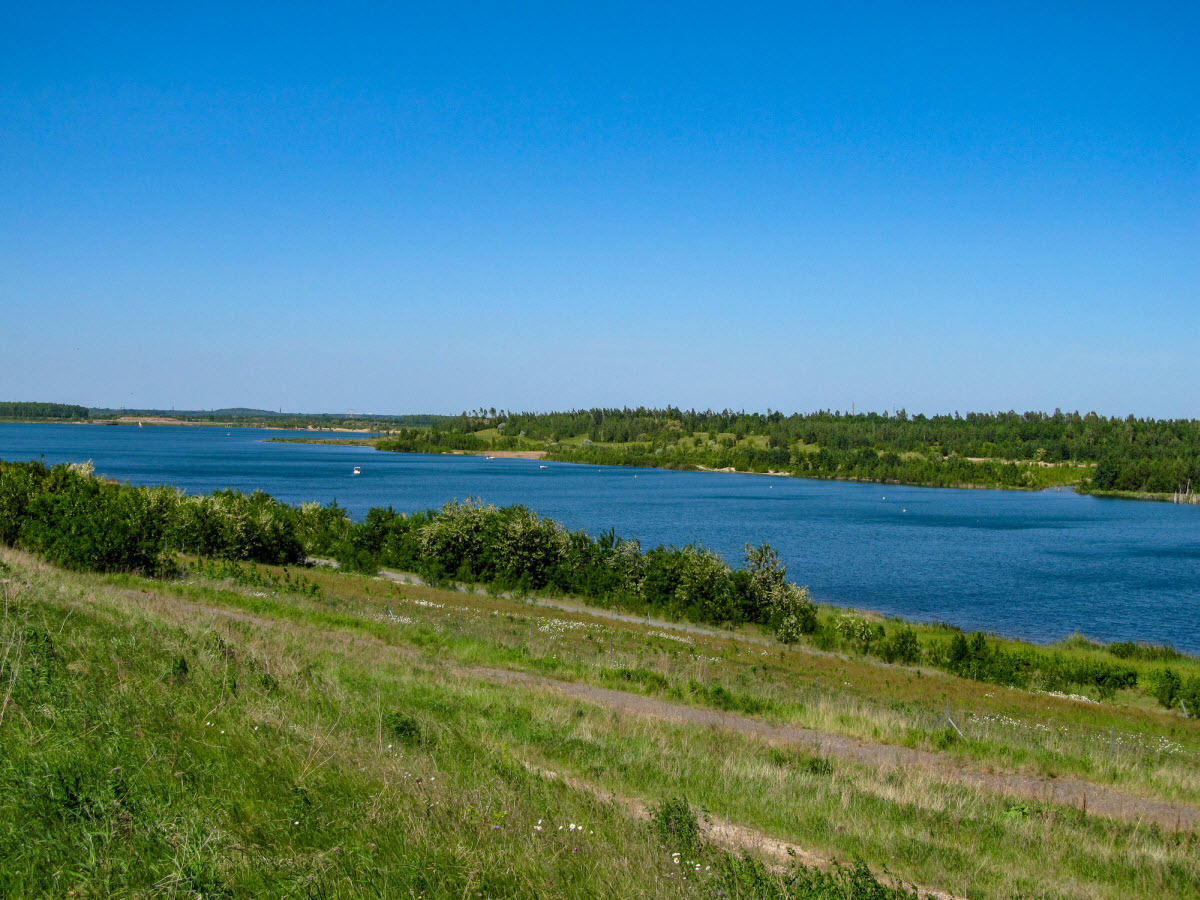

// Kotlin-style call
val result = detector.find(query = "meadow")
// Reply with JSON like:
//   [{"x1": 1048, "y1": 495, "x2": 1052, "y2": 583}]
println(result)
[{"x1": 2, "y1": 546, "x2": 1196, "y2": 899}]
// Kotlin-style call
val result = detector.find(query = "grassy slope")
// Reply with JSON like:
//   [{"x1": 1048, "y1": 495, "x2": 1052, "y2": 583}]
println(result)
[{"x1": 1, "y1": 550, "x2": 1197, "y2": 899}]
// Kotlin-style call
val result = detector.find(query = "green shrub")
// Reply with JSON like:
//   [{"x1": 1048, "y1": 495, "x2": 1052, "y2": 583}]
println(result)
[
  {"x1": 879, "y1": 626, "x2": 922, "y2": 665},
  {"x1": 1146, "y1": 668, "x2": 1182, "y2": 707},
  {"x1": 649, "y1": 796, "x2": 701, "y2": 854},
  {"x1": 811, "y1": 621, "x2": 838, "y2": 651},
  {"x1": 610, "y1": 667, "x2": 670, "y2": 692},
  {"x1": 713, "y1": 856, "x2": 920, "y2": 900},
  {"x1": 16, "y1": 465, "x2": 167, "y2": 575},
  {"x1": 930, "y1": 630, "x2": 1137, "y2": 696},
  {"x1": 1108, "y1": 640, "x2": 1182, "y2": 662},
  {"x1": 834, "y1": 614, "x2": 880, "y2": 654},
  {"x1": 1180, "y1": 676, "x2": 1200, "y2": 715}
]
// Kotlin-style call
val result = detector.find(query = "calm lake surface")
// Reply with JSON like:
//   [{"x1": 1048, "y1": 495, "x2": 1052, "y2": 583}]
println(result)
[{"x1": 4, "y1": 423, "x2": 1199, "y2": 652}]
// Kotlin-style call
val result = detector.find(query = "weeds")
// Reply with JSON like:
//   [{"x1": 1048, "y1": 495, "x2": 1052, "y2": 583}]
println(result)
[
  {"x1": 651, "y1": 796, "x2": 702, "y2": 855},
  {"x1": 1, "y1": 548, "x2": 1198, "y2": 899}
]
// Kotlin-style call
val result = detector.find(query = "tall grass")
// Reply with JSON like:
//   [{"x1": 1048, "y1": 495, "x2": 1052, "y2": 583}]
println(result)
[{"x1": 2, "y1": 549, "x2": 1196, "y2": 898}]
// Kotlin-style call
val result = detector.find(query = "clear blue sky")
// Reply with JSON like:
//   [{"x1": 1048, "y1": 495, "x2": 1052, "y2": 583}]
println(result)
[{"x1": 2, "y1": 2, "x2": 1196, "y2": 417}]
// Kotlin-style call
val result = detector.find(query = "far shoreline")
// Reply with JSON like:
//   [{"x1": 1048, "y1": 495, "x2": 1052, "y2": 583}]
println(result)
[
  {"x1": 271, "y1": 434, "x2": 1090, "y2": 495},
  {"x1": 1, "y1": 417, "x2": 381, "y2": 434}
]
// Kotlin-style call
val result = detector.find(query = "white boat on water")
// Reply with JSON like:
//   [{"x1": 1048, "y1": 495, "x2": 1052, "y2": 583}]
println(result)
[{"x1": 352, "y1": 466, "x2": 361, "y2": 475}]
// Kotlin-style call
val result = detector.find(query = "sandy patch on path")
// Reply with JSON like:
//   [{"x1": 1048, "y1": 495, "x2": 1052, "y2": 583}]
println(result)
[{"x1": 470, "y1": 449, "x2": 547, "y2": 459}]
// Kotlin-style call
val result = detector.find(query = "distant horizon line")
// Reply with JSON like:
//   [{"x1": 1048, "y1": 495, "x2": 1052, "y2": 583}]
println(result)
[{"x1": 8, "y1": 401, "x2": 1199, "y2": 424}]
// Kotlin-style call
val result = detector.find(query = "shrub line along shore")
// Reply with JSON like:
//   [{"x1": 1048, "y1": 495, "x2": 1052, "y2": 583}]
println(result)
[{"x1": 2, "y1": 458, "x2": 1196, "y2": 711}]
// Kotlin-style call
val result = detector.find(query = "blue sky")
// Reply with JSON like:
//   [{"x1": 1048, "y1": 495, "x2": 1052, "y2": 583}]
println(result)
[{"x1": 2, "y1": 3, "x2": 1196, "y2": 417}]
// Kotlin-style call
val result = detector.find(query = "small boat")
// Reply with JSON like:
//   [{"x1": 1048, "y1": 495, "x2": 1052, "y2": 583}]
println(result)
[
  {"x1": 538, "y1": 465, "x2": 548, "y2": 469},
  {"x1": 352, "y1": 466, "x2": 361, "y2": 475}
]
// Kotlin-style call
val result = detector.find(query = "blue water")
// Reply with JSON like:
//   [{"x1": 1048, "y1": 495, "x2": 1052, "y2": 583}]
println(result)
[{"x1": 4, "y1": 422, "x2": 1199, "y2": 652}]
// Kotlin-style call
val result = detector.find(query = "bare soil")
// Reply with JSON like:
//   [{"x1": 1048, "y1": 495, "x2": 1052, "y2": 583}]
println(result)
[{"x1": 469, "y1": 449, "x2": 548, "y2": 459}]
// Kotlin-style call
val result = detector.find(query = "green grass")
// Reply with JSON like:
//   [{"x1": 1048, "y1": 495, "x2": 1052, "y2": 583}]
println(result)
[
  {"x1": 146, "y1": 559, "x2": 1200, "y2": 805},
  {"x1": 2, "y1": 549, "x2": 1197, "y2": 899}
]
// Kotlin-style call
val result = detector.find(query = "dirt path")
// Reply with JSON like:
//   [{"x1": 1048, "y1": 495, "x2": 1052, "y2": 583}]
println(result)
[
  {"x1": 475, "y1": 667, "x2": 1199, "y2": 833},
  {"x1": 469, "y1": 449, "x2": 547, "y2": 459}
]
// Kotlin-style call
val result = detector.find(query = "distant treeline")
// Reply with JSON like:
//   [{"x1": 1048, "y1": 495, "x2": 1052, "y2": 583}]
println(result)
[
  {"x1": 384, "y1": 407, "x2": 1200, "y2": 495},
  {"x1": 0, "y1": 402, "x2": 88, "y2": 421},
  {"x1": 492, "y1": 407, "x2": 1198, "y2": 461},
  {"x1": 87, "y1": 408, "x2": 453, "y2": 431},
  {"x1": 2, "y1": 458, "x2": 1190, "y2": 704}
]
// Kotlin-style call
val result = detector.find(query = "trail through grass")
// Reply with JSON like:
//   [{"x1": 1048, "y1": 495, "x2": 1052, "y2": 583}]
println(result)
[{"x1": 2, "y1": 549, "x2": 1197, "y2": 899}]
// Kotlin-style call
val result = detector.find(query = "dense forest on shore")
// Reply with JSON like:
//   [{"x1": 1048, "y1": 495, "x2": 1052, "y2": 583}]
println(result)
[
  {"x1": 3, "y1": 458, "x2": 1196, "y2": 708},
  {"x1": 373, "y1": 407, "x2": 1200, "y2": 498},
  {"x1": 0, "y1": 401, "x2": 89, "y2": 420}
]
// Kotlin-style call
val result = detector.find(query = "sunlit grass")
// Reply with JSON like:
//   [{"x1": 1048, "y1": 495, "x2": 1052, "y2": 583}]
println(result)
[{"x1": 3, "y1": 548, "x2": 1197, "y2": 899}]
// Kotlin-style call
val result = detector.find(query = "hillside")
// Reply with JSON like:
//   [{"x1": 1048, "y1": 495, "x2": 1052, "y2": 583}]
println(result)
[{"x1": 2, "y1": 540, "x2": 1197, "y2": 897}]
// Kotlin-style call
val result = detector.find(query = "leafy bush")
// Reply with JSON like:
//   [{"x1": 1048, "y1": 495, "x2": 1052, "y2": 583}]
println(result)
[
  {"x1": 835, "y1": 614, "x2": 881, "y2": 654},
  {"x1": 14, "y1": 464, "x2": 168, "y2": 575},
  {"x1": 930, "y1": 631, "x2": 1138, "y2": 696},
  {"x1": 649, "y1": 796, "x2": 701, "y2": 854},
  {"x1": 0, "y1": 460, "x2": 302, "y2": 575},
  {"x1": 1147, "y1": 668, "x2": 1182, "y2": 707},
  {"x1": 167, "y1": 490, "x2": 304, "y2": 565},
  {"x1": 878, "y1": 626, "x2": 922, "y2": 665},
  {"x1": 1183, "y1": 677, "x2": 1200, "y2": 715},
  {"x1": 811, "y1": 621, "x2": 839, "y2": 651},
  {"x1": 743, "y1": 543, "x2": 817, "y2": 642}
]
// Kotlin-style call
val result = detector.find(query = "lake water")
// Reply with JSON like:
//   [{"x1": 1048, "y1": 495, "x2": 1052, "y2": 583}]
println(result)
[{"x1": 3, "y1": 422, "x2": 1199, "y2": 652}]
